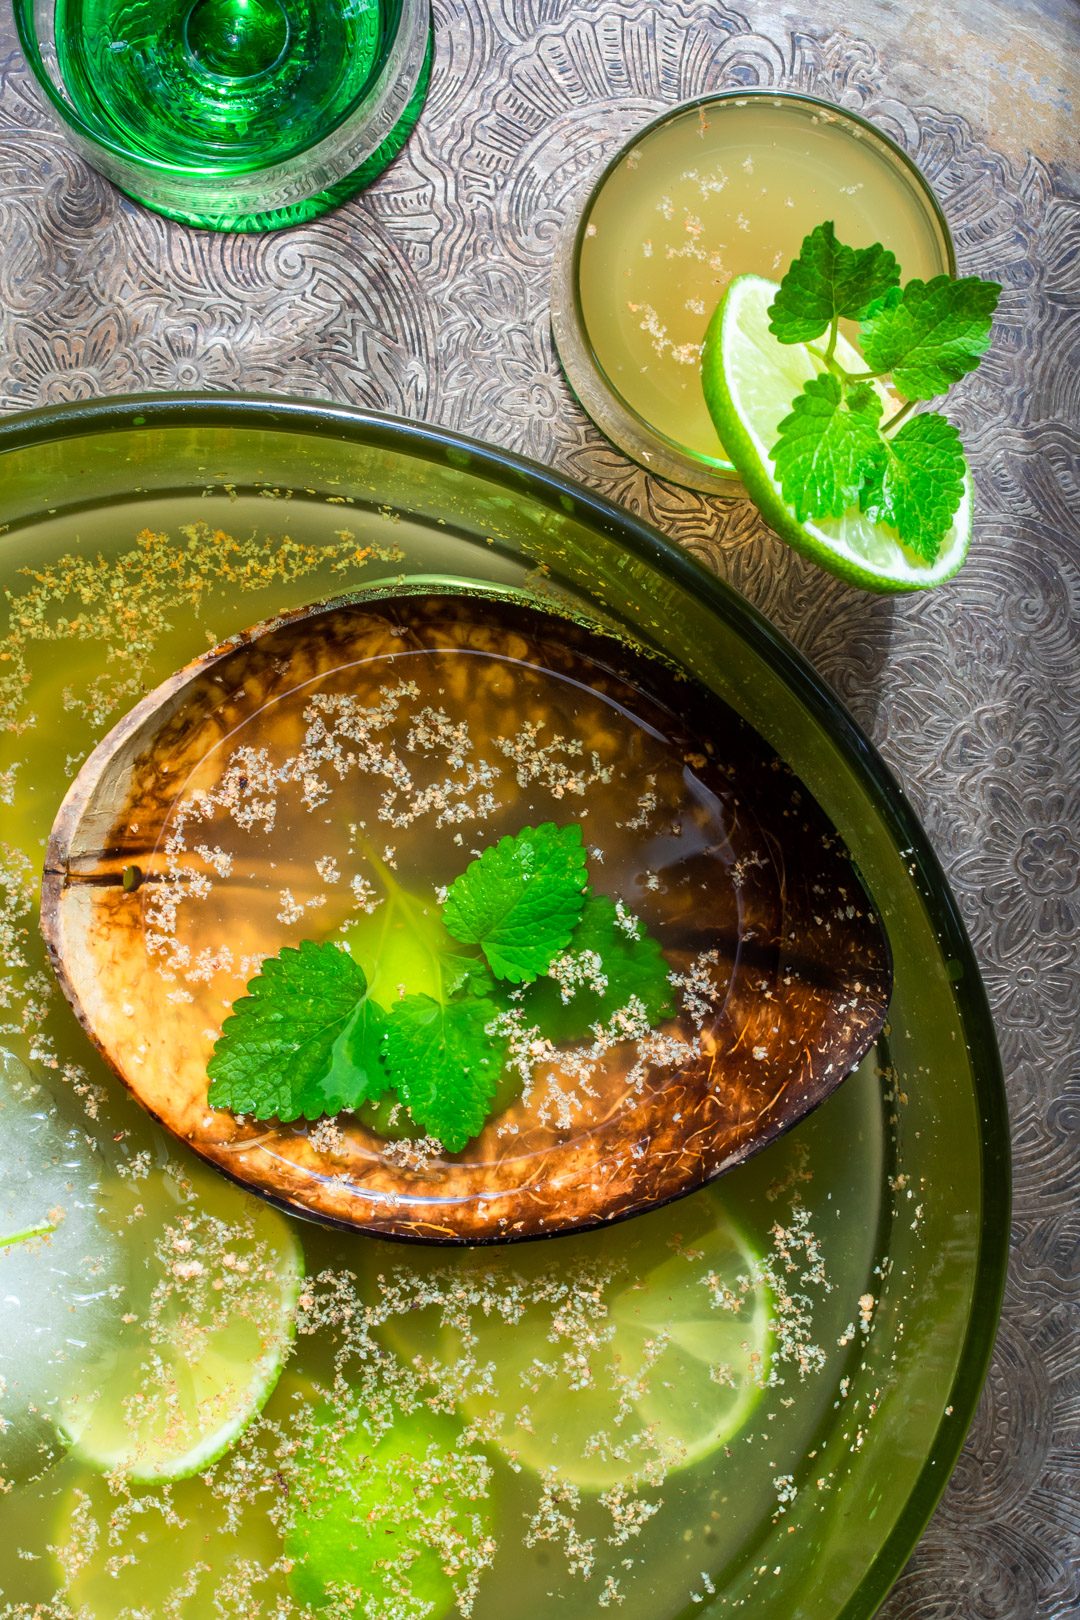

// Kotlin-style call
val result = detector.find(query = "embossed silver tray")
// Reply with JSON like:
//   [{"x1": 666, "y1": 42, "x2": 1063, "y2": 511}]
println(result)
[{"x1": 0, "y1": 395, "x2": 1009, "y2": 1618}]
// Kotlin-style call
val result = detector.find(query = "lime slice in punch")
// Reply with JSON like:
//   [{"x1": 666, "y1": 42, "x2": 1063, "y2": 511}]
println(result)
[
  {"x1": 385, "y1": 1200, "x2": 774, "y2": 1493},
  {"x1": 463, "y1": 1207, "x2": 772, "y2": 1489},
  {"x1": 60, "y1": 1178, "x2": 302, "y2": 1482}
]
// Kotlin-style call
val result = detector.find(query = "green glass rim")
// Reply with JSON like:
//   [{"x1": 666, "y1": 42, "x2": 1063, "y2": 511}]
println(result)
[
  {"x1": 553, "y1": 87, "x2": 957, "y2": 492},
  {"x1": 13, "y1": 0, "x2": 415, "y2": 178},
  {"x1": 0, "y1": 391, "x2": 1008, "y2": 1619}
]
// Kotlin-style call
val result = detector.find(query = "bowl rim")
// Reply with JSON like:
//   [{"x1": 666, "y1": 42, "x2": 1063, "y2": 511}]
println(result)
[{"x1": 0, "y1": 391, "x2": 1009, "y2": 1620}]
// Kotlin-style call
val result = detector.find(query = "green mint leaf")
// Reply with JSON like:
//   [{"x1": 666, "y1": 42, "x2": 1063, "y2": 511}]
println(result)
[
  {"x1": 440, "y1": 953, "x2": 493, "y2": 998},
  {"x1": 342, "y1": 863, "x2": 483, "y2": 1008},
  {"x1": 383, "y1": 993, "x2": 507, "y2": 1151},
  {"x1": 859, "y1": 411, "x2": 967, "y2": 562},
  {"x1": 845, "y1": 381, "x2": 881, "y2": 416},
  {"x1": 860, "y1": 283, "x2": 904, "y2": 322},
  {"x1": 771, "y1": 373, "x2": 885, "y2": 521},
  {"x1": 207, "y1": 940, "x2": 383, "y2": 1123},
  {"x1": 442, "y1": 822, "x2": 588, "y2": 984},
  {"x1": 859, "y1": 274, "x2": 1002, "y2": 400},
  {"x1": 313, "y1": 994, "x2": 390, "y2": 1116},
  {"x1": 520, "y1": 894, "x2": 673, "y2": 1044},
  {"x1": 768, "y1": 222, "x2": 901, "y2": 344}
]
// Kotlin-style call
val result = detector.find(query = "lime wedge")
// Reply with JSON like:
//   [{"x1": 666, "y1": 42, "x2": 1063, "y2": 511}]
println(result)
[
  {"x1": 702, "y1": 273, "x2": 972, "y2": 592},
  {"x1": 381, "y1": 1192, "x2": 773, "y2": 1492},
  {"x1": 60, "y1": 1171, "x2": 302, "y2": 1482}
]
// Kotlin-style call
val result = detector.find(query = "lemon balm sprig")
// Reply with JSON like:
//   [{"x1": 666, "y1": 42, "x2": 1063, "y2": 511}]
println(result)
[
  {"x1": 766, "y1": 223, "x2": 1000, "y2": 562},
  {"x1": 701, "y1": 224, "x2": 1001, "y2": 591}
]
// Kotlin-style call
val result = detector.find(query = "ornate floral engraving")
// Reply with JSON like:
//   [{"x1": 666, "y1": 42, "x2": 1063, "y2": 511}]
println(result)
[{"x1": 0, "y1": 2, "x2": 1076, "y2": 1614}]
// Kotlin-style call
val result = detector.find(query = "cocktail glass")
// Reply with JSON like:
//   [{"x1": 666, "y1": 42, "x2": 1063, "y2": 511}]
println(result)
[{"x1": 551, "y1": 90, "x2": 955, "y2": 492}]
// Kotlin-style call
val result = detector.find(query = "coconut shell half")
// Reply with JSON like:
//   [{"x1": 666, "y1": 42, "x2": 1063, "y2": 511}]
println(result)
[{"x1": 41, "y1": 589, "x2": 891, "y2": 1243}]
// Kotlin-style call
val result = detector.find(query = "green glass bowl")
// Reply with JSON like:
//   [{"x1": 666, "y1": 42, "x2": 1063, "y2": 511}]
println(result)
[{"x1": 0, "y1": 395, "x2": 1007, "y2": 1619}]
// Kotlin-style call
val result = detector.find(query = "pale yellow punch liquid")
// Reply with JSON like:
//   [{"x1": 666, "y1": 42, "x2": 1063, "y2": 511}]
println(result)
[{"x1": 577, "y1": 95, "x2": 953, "y2": 465}]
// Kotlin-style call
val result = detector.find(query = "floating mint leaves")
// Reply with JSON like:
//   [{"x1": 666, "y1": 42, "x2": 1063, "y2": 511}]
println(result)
[{"x1": 207, "y1": 826, "x2": 670, "y2": 1152}]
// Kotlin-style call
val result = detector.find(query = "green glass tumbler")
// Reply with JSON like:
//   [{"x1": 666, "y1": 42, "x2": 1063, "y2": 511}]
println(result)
[{"x1": 14, "y1": 0, "x2": 431, "y2": 231}]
